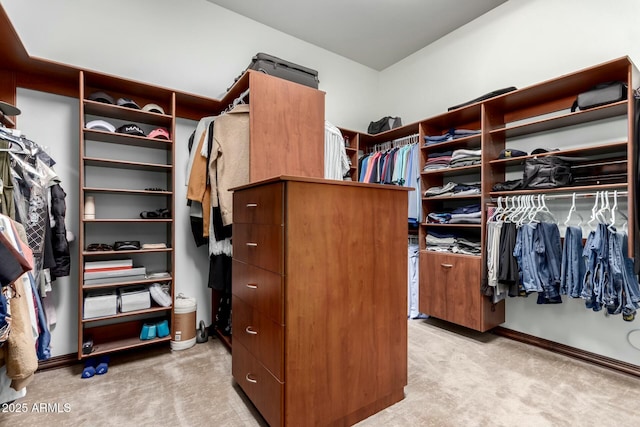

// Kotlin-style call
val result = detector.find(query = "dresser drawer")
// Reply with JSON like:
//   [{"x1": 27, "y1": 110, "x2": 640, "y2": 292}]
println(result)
[
  {"x1": 233, "y1": 340, "x2": 283, "y2": 427},
  {"x1": 233, "y1": 296, "x2": 284, "y2": 380},
  {"x1": 233, "y1": 183, "x2": 284, "y2": 225},
  {"x1": 233, "y1": 224, "x2": 283, "y2": 274},
  {"x1": 232, "y1": 259, "x2": 284, "y2": 325}
]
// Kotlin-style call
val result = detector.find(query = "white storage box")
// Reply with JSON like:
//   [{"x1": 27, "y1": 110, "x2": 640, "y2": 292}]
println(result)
[
  {"x1": 118, "y1": 286, "x2": 151, "y2": 313},
  {"x1": 83, "y1": 291, "x2": 117, "y2": 319}
]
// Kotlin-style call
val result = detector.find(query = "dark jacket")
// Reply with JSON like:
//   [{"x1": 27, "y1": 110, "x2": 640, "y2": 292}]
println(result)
[{"x1": 50, "y1": 183, "x2": 70, "y2": 278}]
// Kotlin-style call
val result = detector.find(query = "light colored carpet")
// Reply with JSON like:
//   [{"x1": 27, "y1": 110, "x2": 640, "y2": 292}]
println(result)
[{"x1": 3, "y1": 319, "x2": 640, "y2": 426}]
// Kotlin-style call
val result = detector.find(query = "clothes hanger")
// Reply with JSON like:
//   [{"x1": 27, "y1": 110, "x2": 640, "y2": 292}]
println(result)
[
  {"x1": 587, "y1": 191, "x2": 600, "y2": 229},
  {"x1": 489, "y1": 196, "x2": 503, "y2": 222},
  {"x1": 564, "y1": 192, "x2": 584, "y2": 227}
]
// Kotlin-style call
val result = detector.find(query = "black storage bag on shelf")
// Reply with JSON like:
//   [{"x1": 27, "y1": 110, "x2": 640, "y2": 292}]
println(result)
[
  {"x1": 571, "y1": 81, "x2": 627, "y2": 112},
  {"x1": 521, "y1": 156, "x2": 572, "y2": 189},
  {"x1": 367, "y1": 116, "x2": 402, "y2": 134},
  {"x1": 448, "y1": 87, "x2": 517, "y2": 111},
  {"x1": 229, "y1": 52, "x2": 319, "y2": 90}
]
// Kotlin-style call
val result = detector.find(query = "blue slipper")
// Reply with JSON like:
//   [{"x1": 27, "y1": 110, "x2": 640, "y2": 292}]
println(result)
[
  {"x1": 96, "y1": 356, "x2": 109, "y2": 375},
  {"x1": 81, "y1": 358, "x2": 96, "y2": 379}
]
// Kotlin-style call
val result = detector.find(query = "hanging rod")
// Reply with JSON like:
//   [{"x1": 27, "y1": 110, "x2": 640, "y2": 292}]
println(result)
[{"x1": 491, "y1": 190, "x2": 628, "y2": 202}]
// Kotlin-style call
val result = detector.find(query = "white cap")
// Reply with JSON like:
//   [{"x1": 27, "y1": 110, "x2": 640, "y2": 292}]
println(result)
[
  {"x1": 142, "y1": 103, "x2": 165, "y2": 114},
  {"x1": 86, "y1": 119, "x2": 115, "y2": 133}
]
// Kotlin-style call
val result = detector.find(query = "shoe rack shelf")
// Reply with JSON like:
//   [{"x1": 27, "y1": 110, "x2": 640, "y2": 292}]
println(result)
[{"x1": 78, "y1": 70, "x2": 176, "y2": 359}]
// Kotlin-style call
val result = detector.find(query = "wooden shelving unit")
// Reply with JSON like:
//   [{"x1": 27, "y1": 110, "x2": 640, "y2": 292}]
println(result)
[{"x1": 78, "y1": 70, "x2": 176, "y2": 359}]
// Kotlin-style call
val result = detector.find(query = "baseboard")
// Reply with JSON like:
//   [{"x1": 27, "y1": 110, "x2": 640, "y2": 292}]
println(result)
[
  {"x1": 493, "y1": 326, "x2": 640, "y2": 378},
  {"x1": 37, "y1": 353, "x2": 78, "y2": 372}
]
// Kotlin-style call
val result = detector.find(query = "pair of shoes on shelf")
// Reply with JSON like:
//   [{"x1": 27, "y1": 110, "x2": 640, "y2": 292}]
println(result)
[
  {"x1": 139, "y1": 209, "x2": 171, "y2": 219},
  {"x1": 140, "y1": 319, "x2": 170, "y2": 340},
  {"x1": 81, "y1": 356, "x2": 109, "y2": 379}
]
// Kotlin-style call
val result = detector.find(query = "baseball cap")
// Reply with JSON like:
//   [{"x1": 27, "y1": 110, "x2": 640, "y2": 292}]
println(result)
[
  {"x1": 531, "y1": 148, "x2": 559, "y2": 155},
  {"x1": 116, "y1": 97, "x2": 141, "y2": 109},
  {"x1": 116, "y1": 123, "x2": 146, "y2": 136},
  {"x1": 142, "y1": 103, "x2": 165, "y2": 114},
  {"x1": 498, "y1": 148, "x2": 528, "y2": 159},
  {"x1": 86, "y1": 119, "x2": 116, "y2": 133},
  {"x1": 0, "y1": 101, "x2": 21, "y2": 116},
  {"x1": 88, "y1": 91, "x2": 115, "y2": 104},
  {"x1": 148, "y1": 128, "x2": 170, "y2": 140}
]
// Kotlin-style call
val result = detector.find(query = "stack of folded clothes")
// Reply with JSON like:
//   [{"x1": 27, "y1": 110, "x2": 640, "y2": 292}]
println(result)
[
  {"x1": 423, "y1": 128, "x2": 481, "y2": 146},
  {"x1": 451, "y1": 237, "x2": 482, "y2": 255},
  {"x1": 425, "y1": 231, "x2": 481, "y2": 255},
  {"x1": 450, "y1": 149, "x2": 481, "y2": 167},
  {"x1": 427, "y1": 203, "x2": 482, "y2": 224},
  {"x1": 425, "y1": 231, "x2": 455, "y2": 252},
  {"x1": 424, "y1": 182, "x2": 481, "y2": 197},
  {"x1": 423, "y1": 151, "x2": 452, "y2": 171},
  {"x1": 448, "y1": 203, "x2": 482, "y2": 224},
  {"x1": 451, "y1": 182, "x2": 481, "y2": 195}
]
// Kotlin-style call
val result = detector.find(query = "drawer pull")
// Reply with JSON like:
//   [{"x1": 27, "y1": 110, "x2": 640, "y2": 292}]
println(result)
[
  {"x1": 246, "y1": 203, "x2": 258, "y2": 208},
  {"x1": 246, "y1": 283, "x2": 258, "y2": 289},
  {"x1": 245, "y1": 326, "x2": 258, "y2": 335},
  {"x1": 246, "y1": 242, "x2": 258, "y2": 247},
  {"x1": 441, "y1": 263, "x2": 453, "y2": 268},
  {"x1": 245, "y1": 373, "x2": 257, "y2": 384}
]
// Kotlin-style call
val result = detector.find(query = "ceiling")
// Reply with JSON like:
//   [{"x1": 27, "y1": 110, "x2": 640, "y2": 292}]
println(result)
[{"x1": 207, "y1": 0, "x2": 507, "y2": 70}]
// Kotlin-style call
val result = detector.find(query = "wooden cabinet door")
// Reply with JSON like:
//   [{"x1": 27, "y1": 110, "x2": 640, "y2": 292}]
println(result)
[
  {"x1": 419, "y1": 252, "x2": 448, "y2": 320},
  {"x1": 444, "y1": 255, "x2": 482, "y2": 330}
]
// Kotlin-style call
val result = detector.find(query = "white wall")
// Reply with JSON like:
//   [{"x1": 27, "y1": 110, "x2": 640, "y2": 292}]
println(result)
[
  {"x1": 379, "y1": 0, "x2": 640, "y2": 365},
  {"x1": 1, "y1": 0, "x2": 378, "y2": 132}
]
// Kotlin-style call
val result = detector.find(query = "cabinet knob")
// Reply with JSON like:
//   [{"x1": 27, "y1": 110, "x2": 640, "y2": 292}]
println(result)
[
  {"x1": 246, "y1": 242, "x2": 258, "y2": 247},
  {"x1": 441, "y1": 263, "x2": 453, "y2": 268},
  {"x1": 245, "y1": 373, "x2": 257, "y2": 384},
  {"x1": 246, "y1": 283, "x2": 258, "y2": 289},
  {"x1": 246, "y1": 203, "x2": 258, "y2": 208},
  {"x1": 245, "y1": 326, "x2": 258, "y2": 335}
]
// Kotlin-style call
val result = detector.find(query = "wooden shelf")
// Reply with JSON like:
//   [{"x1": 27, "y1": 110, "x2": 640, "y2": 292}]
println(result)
[
  {"x1": 82, "y1": 248, "x2": 173, "y2": 256},
  {"x1": 84, "y1": 99, "x2": 172, "y2": 126},
  {"x1": 83, "y1": 218, "x2": 172, "y2": 223},
  {"x1": 421, "y1": 223, "x2": 482, "y2": 228},
  {"x1": 83, "y1": 187, "x2": 172, "y2": 195},
  {"x1": 421, "y1": 134, "x2": 481, "y2": 151},
  {"x1": 490, "y1": 182, "x2": 627, "y2": 197},
  {"x1": 82, "y1": 276, "x2": 172, "y2": 290},
  {"x1": 489, "y1": 101, "x2": 627, "y2": 139},
  {"x1": 488, "y1": 141, "x2": 628, "y2": 166},
  {"x1": 83, "y1": 128, "x2": 173, "y2": 149},
  {"x1": 421, "y1": 164, "x2": 481, "y2": 175},
  {"x1": 420, "y1": 103, "x2": 482, "y2": 129},
  {"x1": 423, "y1": 194, "x2": 481, "y2": 201},
  {"x1": 81, "y1": 335, "x2": 171, "y2": 359},
  {"x1": 83, "y1": 157, "x2": 172, "y2": 171},
  {"x1": 420, "y1": 249, "x2": 481, "y2": 259},
  {"x1": 83, "y1": 306, "x2": 172, "y2": 323}
]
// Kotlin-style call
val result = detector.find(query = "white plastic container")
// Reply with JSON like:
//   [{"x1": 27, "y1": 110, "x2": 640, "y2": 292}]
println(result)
[{"x1": 171, "y1": 294, "x2": 197, "y2": 351}]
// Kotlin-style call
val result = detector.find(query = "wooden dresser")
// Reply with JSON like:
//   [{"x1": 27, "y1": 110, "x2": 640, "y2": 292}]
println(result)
[{"x1": 231, "y1": 176, "x2": 410, "y2": 426}]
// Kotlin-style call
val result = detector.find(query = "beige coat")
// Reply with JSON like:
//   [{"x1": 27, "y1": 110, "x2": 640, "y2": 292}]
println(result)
[{"x1": 209, "y1": 104, "x2": 250, "y2": 226}]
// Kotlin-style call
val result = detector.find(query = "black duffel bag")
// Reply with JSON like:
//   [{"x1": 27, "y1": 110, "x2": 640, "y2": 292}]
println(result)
[
  {"x1": 367, "y1": 116, "x2": 402, "y2": 134},
  {"x1": 522, "y1": 156, "x2": 572, "y2": 189}
]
